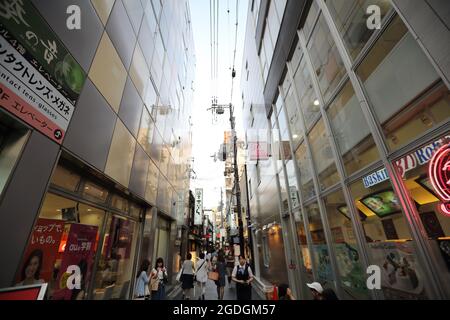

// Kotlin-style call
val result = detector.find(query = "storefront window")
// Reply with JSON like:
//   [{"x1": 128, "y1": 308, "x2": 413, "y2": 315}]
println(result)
[
  {"x1": 356, "y1": 15, "x2": 444, "y2": 152},
  {"x1": 324, "y1": 190, "x2": 370, "y2": 299},
  {"x1": 349, "y1": 177, "x2": 429, "y2": 299},
  {"x1": 294, "y1": 142, "x2": 315, "y2": 200},
  {"x1": 292, "y1": 57, "x2": 320, "y2": 130},
  {"x1": 327, "y1": 81, "x2": 380, "y2": 175},
  {"x1": 111, "y1": 194, "x2": 129, "y2": 213},
  {"x1": 307, "y1": 14, "x2": 346, "y2": 104},
  {"x1": 16, "y1": 193, "x2": 104, "y2": 300},
  {"x1": 392, "y1": 134, "x2": 450, "y2": 296},
  {"x1": 308, "y1": 118, "x2": 340, "y2": 190},
  {"x1": 50, "y1": 165, "x2": 81, "y2": 192},
  {"x1": 93, "y1": 215, "x2": 139, "y2": 300},
  {"x1": 305, "y1": 202, "x2": 333, "y2": 282},
  {"x1": 325, "y1": 0, "x2": 392, "y2": 60},
  {"x1": 0, "y1": 112, "x2": 29, "y2": 196}
]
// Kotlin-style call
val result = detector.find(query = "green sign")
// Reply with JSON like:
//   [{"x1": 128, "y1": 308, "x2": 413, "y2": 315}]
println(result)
[{"x1": 0, "y1": 0, "x2": 86, "y2": 105}]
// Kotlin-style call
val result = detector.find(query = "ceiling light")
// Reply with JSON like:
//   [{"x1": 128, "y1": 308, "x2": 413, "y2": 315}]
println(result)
[
  {"x1": 313, "y1": 99, "x2": 320, "y2": 106},
  {"x1": 293, "y1": 134, "x2": 298, "y2": 139}
]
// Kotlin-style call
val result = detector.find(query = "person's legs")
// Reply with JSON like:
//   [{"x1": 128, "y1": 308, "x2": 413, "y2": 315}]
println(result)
[
  {"x1": 201, "y1": 282, "x2": 206, "y2": 300},
  {"x1": 219, "y1": 286, "x2": 224, "y2": 300}
]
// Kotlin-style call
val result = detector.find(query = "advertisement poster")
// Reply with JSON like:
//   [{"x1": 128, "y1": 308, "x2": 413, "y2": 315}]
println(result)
[
  {"x1": 15, "y1": 218, "x2": 64, "y2": 286},
  {"x1": 52, "y1": 223, "x2": 98, "y2": 300},
  {"x1": 368, "y1": 242, "x2": 426, "y2": 299},
  {"x1": 334, "y1": 243, "x2": 369, "y2": 299},
  {"x1": 313, "y1": 244, "x2": 333, "y2": 281},
  {"x1": 0, "y1": 0, "x2": 86, "y2": 143}
]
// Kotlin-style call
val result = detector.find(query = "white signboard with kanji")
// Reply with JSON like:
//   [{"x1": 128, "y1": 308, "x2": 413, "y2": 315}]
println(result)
[{"x1": 194, "y1": 188, "x2": 203, "y2": 225}]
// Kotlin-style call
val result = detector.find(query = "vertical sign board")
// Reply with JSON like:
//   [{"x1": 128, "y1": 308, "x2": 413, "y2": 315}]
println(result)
[
  {"x1": 194, "y1": 188, "x2": 203, "y2": 225},
  {"x1": 0, "y1": 0, "x2": 86, "y2": 144}
]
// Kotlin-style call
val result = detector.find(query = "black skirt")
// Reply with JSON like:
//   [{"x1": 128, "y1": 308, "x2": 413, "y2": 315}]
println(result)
[{"x1": 181, "y1": 274, "x2": 194, "y2": 289}]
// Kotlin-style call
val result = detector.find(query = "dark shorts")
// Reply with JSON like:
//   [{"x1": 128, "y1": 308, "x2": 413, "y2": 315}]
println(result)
[{"x1": 181, "y1": 274, "x2": 194, "y2": 289}]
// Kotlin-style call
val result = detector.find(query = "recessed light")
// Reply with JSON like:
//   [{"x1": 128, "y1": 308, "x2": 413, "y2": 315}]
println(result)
[
  {"x1": 87, "y1": 209, "x2": 92, "y2": 212},
  {"x1": 293, "y1": 134, "x2": 298, "y2": 139},
  {"x1": 313, "y1": 99, "x2": 320, "y2": 106}
]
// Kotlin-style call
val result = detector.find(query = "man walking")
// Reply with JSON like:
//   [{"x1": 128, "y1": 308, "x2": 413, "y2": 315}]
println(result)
[{"x1": 232, "y1": 255, "x2": 254, "y2": 300}]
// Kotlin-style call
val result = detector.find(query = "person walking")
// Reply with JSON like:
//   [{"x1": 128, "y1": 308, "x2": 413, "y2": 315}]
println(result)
[
  {"x1": 150, "y1": 257, "x2": 168, "y2": 300},
  {"x1": 214, "y1": 251, "x2": 227, "y2": 300},
  {"x1": 232, "y1": 255, "x2": 254, "y2": 300},
  {"x1": 180, "y1": 253, "x2": 195, "y2": 300},
  {"x1": 134, "y1": 259, "x2": 151, "y2": 300},
  {"x1": 195, "y1": 252, "x2": 208, "y2": 300},
  {"x1": 306, "y1": 282, "x2": 324, "y2": 300},
  {"x1": 277, "y1": 283, "x2": 295, "y2": 300},
  {"x1": 226, "y1": 251, "x2": 235, "y2": 288}
]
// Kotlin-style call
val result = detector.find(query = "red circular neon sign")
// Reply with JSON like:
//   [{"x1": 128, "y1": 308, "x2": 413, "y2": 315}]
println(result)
[{"x1": 428, "y1": 142, "x2": 450, "y2": 217}]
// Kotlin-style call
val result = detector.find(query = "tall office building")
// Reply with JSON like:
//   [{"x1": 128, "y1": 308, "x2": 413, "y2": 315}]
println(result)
[
  {"x1": 0, "y1": 0, "x2": 195, "y2": 299},
  {"x1": 241, "y1": 0, "x2": 450, "y2": 300}
]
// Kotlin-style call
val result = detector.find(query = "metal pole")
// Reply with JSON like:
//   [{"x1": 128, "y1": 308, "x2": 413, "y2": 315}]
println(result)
[{"x1": 230, "y1": 103, "x2": 245, "y2": 258}]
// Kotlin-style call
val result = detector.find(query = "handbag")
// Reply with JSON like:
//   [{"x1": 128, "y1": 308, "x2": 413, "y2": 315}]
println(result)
[
  {"x1": 208, "y1": 271, "x2": 219, "y2": 281},
  {"x1": 176, "y1": 266, "x2": 184, "y2": 282}
]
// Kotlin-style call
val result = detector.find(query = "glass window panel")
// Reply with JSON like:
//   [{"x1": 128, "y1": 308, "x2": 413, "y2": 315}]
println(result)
[
  {"x1": 111, "y1": 195, "x2": 129, "y2": 213},
  {"x1": 93, "y1": 215, "x2": 139, "y2": 299},
  {"x1": 303, "y1": 0, "x2": 319, "y2": 40},
  {"x1": 83, "y1": 181, "x2": 108, "y2": 203},
  {"x1": 307, "y1": 14, "x2": 346, "y2": 104},
  {"x1": 356, "y1": 16, "x2": 443, "y2": 151},
  {"x1": 327, "y1": 81, "x2": 380, "y2": 175},
  {"x1": 308, "y1": 118, "x2": 340, "y2": 190},
  {"x1": 392, "y1": 135, "x2": 450, "y2": 296},
  {"x1": 294, "y1": 142, "x2": 315, "y2": 200},
  {"x1": 137, "y1": 107, "x2": 155, "y2": 155},
  {"x1": 293, "y1": 58, "x2": 320, "y2": 130},
  {"x1": 295, "y1": 209, "x2": 314, "y2": 281},
  {"x1": 324, "y1": 189, "x2": 370, "y2": 299},
  {"x1": 305, "y1": 202, "x2": 333, "y2": 282},
  {"x1": 145, "y1": 159, "x2": 159, "y2": 204},
  {"x1": 349, "y1": 176, "x2": 429, "y2": 299},
  {"x1": 284, "y1": 86, "x2": 304, "y2": 149},
  {"x1": 50, "y1": 165, "x2": 81, "y2": 192},
  {"x1": 326, "y1": 0, "x2": 392, "y2": 60}
]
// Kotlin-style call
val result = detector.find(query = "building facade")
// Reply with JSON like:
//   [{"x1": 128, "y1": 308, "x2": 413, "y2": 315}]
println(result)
[
  {"x1": 241, "y1": 0, "x2": 450, "y2": 300},
  {"x1": 0, "y1": 0, "x2": 195, "y2": 299}
]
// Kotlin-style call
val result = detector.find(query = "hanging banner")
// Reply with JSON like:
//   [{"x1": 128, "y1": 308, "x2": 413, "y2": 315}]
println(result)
[
  {"x1": 15, "y1": 218, "x2": 64, "y2": 286},
  {"x1": 194, "y1": 188, "x2": 203, "y2": 225},
  {"x1": 0, "y1": 0, "x2": 86, "y2": 143},
  {"x1": 52, "y1": 223, "x2": 98, "y2": 300}
]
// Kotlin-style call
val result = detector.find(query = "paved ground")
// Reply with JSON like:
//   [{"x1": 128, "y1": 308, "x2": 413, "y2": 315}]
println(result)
[{"x1": 170, "y1": 277, "x2": 262, "y2": 300}]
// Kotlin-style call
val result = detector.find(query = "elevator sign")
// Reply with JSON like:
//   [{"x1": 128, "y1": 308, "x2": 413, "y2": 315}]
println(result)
[
  {"x1": 429, "y1": 142, "x2": 450, "y2": 217},
  {"x1": 194, "y1": 188, "x2": 203, "y2": 225}
]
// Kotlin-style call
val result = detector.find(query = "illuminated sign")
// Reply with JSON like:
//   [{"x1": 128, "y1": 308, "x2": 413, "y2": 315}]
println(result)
[{"x1": 428, "y1": 142, "x2": 450, "y2": 217}]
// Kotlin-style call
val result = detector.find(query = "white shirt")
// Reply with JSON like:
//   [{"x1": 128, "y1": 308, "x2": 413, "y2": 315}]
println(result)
[
  {"x1": 232, "y1": 264, "x2": 254, "y2": 278},
  {"x1": 195, "y1": 258, "x2": 208, "y2": 283}
]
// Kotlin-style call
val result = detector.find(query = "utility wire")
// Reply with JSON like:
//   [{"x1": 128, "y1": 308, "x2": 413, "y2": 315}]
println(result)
[{"x1": 230, "y1": 0, "x2": 239, "y2": 103}]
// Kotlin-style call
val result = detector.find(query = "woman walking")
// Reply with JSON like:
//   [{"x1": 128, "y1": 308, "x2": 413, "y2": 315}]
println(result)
[
  {"x1": 134, "y1": 259, "x2": 151, "y2": 300},
  {"x1": 195, "y1": 252, "x2": 208, "y2": 300},
  {"x1": 214, "y1": 251, "x2": 227, "y2": 300},
  {"x1": 180, "y1": 253, "x2": 195, "y2": 300},
  {"x1": 150, "y1": 257, "x2": 168, "y2": 300}
]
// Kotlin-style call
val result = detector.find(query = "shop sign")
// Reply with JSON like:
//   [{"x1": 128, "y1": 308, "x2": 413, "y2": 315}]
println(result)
[
  {"x1": 248, "y1": 141, "x2": 269, "y2": 161},
  {"x1": 289, "y1": 186, "x2": 299, "y2": 208},
  {"x1": 428, "y1": 142, "x2": 450, "y2": 216},
  {"x1": 0, "y1": 0, "x2": 86, "y2": 143},
  {"x1": 363, "y1": 135, "x2": 450, "y2": 188},
  {"x1": 194, "y1": 188, "x2": 203, "y2": 226}
]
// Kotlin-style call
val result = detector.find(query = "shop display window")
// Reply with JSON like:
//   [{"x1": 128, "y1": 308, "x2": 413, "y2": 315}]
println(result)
[
  {"x1": 92, "y1": 215, "x2": 139, "y2": 300},
  {"x1": 305, "y1": 202, "x2": 333, "y2": 282},
  {"x1": 392, "y1": 135, "x2": 450, "y2": 295},
  {"x1": 327, "y1": 80, "x2": 380, "y2": 176},
  {"x1": 307, "y1": 118, "x2": 341, "y2": 190},
  {"x1": 356, "y1": 15, "x2": 446, "y2": 152},
  {"x1": 350, "y1": 177, "x2": 429, "y2": 299},
  {"x1": 0, "y1": 111, "x2": 29, "y2": 196},
  {"x1": 325, "y1": 0, "x2": 392, "y2": 60},
  {"x1": 15, "y1": 193, "x2": 104, "y2": 300},
  {"x1": 324, "y1": 190, "x2": 370, "y2": 299}
]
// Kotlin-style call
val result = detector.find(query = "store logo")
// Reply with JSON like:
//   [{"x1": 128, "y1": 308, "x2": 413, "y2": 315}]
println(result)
[
  {"x1": 66, "y1": 5, "x2": 81, "y2": 30},
  {"x1": 428, "y1": 142, "x2": 450, "y2": 217},
  {"x1": 366, "y1": 5, "x2": 381, "y2": 30},
  {"x1": 65, "y1": 265, "x2": 81, "y2": 290},
  {"x1": 366, "y1": 265, "x2": 381, "y2": 290}
]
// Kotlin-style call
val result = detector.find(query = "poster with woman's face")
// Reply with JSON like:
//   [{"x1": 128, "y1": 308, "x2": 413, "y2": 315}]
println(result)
[{"x1": 15, "y1": 219, "x2": 64, "y2": 287}]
